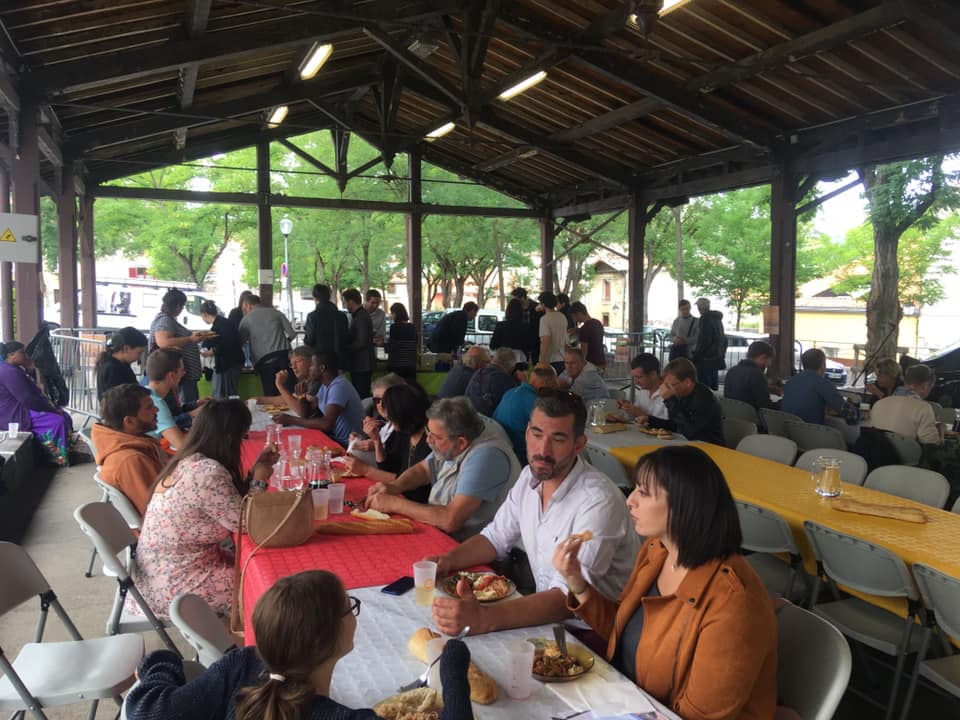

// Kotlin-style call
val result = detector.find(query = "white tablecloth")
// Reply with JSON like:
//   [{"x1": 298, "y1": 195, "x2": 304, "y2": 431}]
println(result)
[
  {"x1": 331, "y1": 586, "x2": 680, "y2": 720},
  {"x1": 586, "y1": 427, "x2": 686, "y2": 452}
]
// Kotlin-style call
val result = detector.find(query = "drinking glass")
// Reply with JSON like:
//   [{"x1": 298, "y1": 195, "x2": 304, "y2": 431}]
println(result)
[
  {"x1": 327, "y1": 482, "x2": 345, "y2": 514},
  {"x1": 311, "y1": 487, "x2": 329, "y2": 521},
  {"x1": 6, "y1": 422, "x2": 19, "y2": 440},
  {"x1": 813, "y1": 456, "x2": 842, "y2": 497}
]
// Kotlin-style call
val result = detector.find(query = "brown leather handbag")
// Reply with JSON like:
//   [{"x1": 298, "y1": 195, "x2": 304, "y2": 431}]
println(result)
[{"x1": 231, "y1": 489, "x2": 314, "y2": 634}]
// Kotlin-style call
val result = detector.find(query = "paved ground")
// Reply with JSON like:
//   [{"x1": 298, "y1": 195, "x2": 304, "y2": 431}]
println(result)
[
  {"x1": 1, "y1": 451, "x2": 957, "y2": 719},
  {"x1": 0, "y1": 453, "x2": 192, "y2": 720}
]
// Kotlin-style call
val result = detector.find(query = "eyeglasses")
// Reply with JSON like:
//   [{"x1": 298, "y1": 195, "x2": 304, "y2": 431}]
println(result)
[{"x1": 344, "y1": 595, "x2": 361, "y2": 617}]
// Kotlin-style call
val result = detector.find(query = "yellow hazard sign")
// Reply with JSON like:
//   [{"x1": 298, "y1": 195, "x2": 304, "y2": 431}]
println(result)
[{"x1": 0, "y1": 228, "x2": 14, "y2": 243}]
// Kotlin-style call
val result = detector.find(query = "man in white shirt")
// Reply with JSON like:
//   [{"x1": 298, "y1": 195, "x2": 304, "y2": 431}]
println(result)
[
  {"x1": 429, "y1": 392, "x2": 639, "y2": 636},
  {"x1": 871, "y1": 364, "x2": 942, "y2": 445},
  {"x1": 538, "y1": 291, "x2": 571, "y2": 375},
  {"x1": 558, "y1": 348, "x2": 609, "y2": 403},
  {"x1": 617, "y1": 352, "x2": 668, "y2": 420},
  {"x1": 365, "y1": 289, "x2": 387, "y2": 346}
]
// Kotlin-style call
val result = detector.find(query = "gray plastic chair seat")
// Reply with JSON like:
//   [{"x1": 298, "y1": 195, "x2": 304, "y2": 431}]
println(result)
[
  {"x1": 582, "y1": 446, "x2": 631, "y2": 489},
  {"x1": 795, "y1": 448, "x2": 869, "y2": 486},
  {"x1": 864, "y1": 466, "x2": 950, "y2": 509},
  {"x1": 723, "y1": 417, "x2": 758, "y2": 449},
  {"x1": 886, "y1": 432, "x2": 922, "y2": 466},
  {"x1": 776, "y1": 603, "x2": 852, "y2": 720},
  {"x1": 719, "y1": 397, "x2": 760, "y2": 424},
  {"x1": 736, "y1": 434, "x2": 797, "y2": 465},
  {"x1": 170, "y1": 593, "x2": 236, "y2": 668},
  {"x1": 759, "y1": 408, "x2": 803, "y2": 437},
  {"x1": 811, "y1": 598, "x2": 925, "y2": 656},
  {"x1": 784, "y1": 420, "x2": 847, "y2": 452},
  {"x1": 736, "y1": 500, "x2": 805, "y2": 601},
  {"x1": 0, "y1": 634, "x2": 143, "y2": 710}
]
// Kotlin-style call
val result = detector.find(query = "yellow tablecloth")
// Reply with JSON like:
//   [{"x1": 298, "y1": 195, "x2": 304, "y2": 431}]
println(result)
[{"x1": 610, "y1": 442, "x2": 960, "y2": 615}]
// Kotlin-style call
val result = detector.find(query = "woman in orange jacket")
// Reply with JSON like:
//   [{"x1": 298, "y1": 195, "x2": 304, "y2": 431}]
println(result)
[{"x1": 553, "y1": 445, "x2": 777, "y2": 720}]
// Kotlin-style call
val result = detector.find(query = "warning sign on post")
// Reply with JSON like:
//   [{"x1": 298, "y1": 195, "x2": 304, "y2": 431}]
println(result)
[{"x1": 0, "y1": 213, "x2": 40, "y2": 263}]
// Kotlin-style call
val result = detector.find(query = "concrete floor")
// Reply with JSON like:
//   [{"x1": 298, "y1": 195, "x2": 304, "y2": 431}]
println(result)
[{"x1": 0, "y1": 454, "x2": 192, "y2": 720}]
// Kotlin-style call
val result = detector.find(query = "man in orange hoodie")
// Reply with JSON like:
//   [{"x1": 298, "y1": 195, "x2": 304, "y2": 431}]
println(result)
[{"x1": 92, "y1": 383, "x2": 165, "y2": 515}]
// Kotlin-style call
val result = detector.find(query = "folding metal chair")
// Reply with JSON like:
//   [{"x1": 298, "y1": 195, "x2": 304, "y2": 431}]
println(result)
[
  {"x1": 803, "y1": 521, "x2": 926, "y2": 720},
  {"x1": 169, "y1": 593, "x2": 237, "y2": 668},
  {"x1": 864, "y1": 466, "x2": 950, "y2": 509},
  {"x1": 784, "y1": 420, "x2": 846, "y2": 453},
  {"x1": 85, "y1": 473, "x2": 143, "y2": 579},
  {"x1": 795, "y1": 448, "x2": 869, "y2": 486},
  {"x1": 0, "y1": 542, "x2": 143, "y2": 720},
  {"x1": 736, "y1": 434, "x2": 797, "y2": 465},
  {"x1": 735, "y1": 500, "x2": 807, "y2": 602},
  {"x1": 776, "y1": 603, "x2": 852, "y2": 720},
  {"x1": 898, "y1": 563, "x2": 960, "y2": 720},
  {"x1": 582, "y1": 446, "x2": 631, "y2": 491},
  {"x1": 759, "y1": 408, "x2": 803, "y2": 437},
  {"x1": 719, "y1": 396, "x2": 760, "y2": 424},
  {"x1": 73, "y1": 502, "x2": 181, "y2": 655},
  {"x1": 722, "y1": 417, "x2": 757, "y2": 449}
]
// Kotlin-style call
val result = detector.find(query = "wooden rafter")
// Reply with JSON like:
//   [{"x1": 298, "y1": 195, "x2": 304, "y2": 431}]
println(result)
[{"x1": 175, "y1": 0, "x2": 213, "y2": 149}]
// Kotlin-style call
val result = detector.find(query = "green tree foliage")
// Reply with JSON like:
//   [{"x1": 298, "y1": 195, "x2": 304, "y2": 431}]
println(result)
[
  {"x1": 856, "y1": 157, "x2": 960, "y2": 357},
  {"x1": 682, "y1": 186, "x2": 824, "y2": 330}
]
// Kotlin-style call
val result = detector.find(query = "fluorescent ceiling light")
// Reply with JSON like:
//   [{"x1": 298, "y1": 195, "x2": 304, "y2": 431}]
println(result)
[
  {"x1": 299, "y1": 43, "x2": 333, "y2": 80},
  {"x1": 660, "y1": 0, "x2": 687, "y2": 13},
  {"x1": 267, "y1": 105, "x2": 289, "y2": 128},
  {"x1": 497, "y1": 70, "x2": 547, "y2": 101},
  {"x1": 426, "y1": 121, "x2": 456, "y2": 140},
  {"x1": 628, "y1": 0, "x2": 688, "y2": 27}
]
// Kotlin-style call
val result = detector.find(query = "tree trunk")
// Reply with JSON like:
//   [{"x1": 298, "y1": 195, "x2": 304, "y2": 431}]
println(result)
[
  {"x1": 866, "y1": 226, "x2": 902, "y2": 359},
  {"x1": 454, "y1": 276, "x2": 466, "y2": 307},
  {"x1": 674, "y1": 206, "x2": 683, "y2": 304}
]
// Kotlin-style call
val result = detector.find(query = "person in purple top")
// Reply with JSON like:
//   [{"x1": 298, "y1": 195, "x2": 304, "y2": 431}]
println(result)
[{"x1": 0, "y1": 341, "x2": 73, "y2": 465}]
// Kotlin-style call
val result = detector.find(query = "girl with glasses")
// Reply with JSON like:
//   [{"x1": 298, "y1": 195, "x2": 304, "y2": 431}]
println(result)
[{"x1": 126, "y1": 570, "x2": 474, "y2": 720}]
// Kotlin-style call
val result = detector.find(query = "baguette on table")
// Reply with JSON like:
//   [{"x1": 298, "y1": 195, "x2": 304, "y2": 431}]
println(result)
[
  {"x1": 315, "y1": 519, "x2": 414, "y2": 534},
  {"x1": 832, "y1": 497, "x2": 927, "y2": 524},
  {"x1": 408, "y1": 627, "x2": 499, "y2": 704}
]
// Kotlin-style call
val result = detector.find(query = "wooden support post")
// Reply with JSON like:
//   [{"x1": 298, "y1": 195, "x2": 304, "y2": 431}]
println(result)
[
  {"x1": 57, "y1": 163, "x2": 78, "y2": 328},
  {"x1": 256, "y1": 140, "x2": 274, "y2": 307},
  {"x1": 769, "y1": 160, "x2": 799, "y2": 380},
  {"x1": 406, "y1": 151, "x2": 423, "y2": 346},
  {"x1": 79, "y1": 193, "x2": 96, "y2": 328},
  {"x1": 12, "y1": 98, "x2": 41, "y2": 339},
  {"x1": 539, "y1": 215, "x2": 554, "y2": 293},
  {"x1": 627, "y1": 191, "x2": 647, "y2": 334},
  {"x1": 0, "y1": 167, "x2": 12, "y2": 341}
]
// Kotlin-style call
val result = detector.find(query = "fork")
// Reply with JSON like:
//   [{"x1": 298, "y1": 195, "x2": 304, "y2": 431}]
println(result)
[{"x1": 397, "y1": 626, "x2": 470, "y2": 692}]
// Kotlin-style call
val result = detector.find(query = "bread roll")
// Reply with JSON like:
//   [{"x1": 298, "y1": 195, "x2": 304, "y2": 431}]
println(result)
[
  {"x1": 832, "y1": 497, "x2": 927, "y2": 524},
  {"x1": 407, "y1": 627, "x2": 500, "y2": 705}
]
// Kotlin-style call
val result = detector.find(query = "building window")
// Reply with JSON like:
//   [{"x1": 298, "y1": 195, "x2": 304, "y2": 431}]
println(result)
[
  {"x1": 602, "y1": 279, "x2": 611, "y2": 303},
  {"x1": 602, "y1": 313, "x2": 610, "y2": 326}
]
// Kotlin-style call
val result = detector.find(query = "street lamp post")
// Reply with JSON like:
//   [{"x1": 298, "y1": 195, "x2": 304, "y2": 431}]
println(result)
[{"x1": 279, "y1": 216, "x2": 294, "y2": 322}]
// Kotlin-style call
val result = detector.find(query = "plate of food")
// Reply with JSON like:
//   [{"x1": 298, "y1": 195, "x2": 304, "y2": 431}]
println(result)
[
  {"x1": 605, "y1": 411, "x2": 631, "y2": 424},
  {"x1": 638, "y1": 426, "x2": 673, "y2": 440},
  {"x1": 195, "y1": 330, "x2": 218, "y2": 337},
  {"x1": 261, "y1": 403, "x2": 288, "y2": 414},
  {"x1": 440, "y1": 571, "x2": 515, "y2": 602},
  {"x1": 527, "y1": 637, "x2": 595, "y2": 682}
]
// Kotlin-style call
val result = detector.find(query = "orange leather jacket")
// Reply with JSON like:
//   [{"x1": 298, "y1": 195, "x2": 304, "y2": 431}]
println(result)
[{"x1": 569, "y1": 539, "x2": 777, "y2": 720}]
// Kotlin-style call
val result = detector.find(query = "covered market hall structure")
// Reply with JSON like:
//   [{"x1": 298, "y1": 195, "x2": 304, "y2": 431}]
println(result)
[{"x1": 1, "y1": 0, "x2": 959, "y2": 377}]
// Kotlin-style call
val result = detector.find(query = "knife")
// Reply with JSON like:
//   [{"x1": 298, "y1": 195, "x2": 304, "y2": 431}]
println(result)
[{"x1": 553, "y1": 624, "x2": 569, "y2": 656}]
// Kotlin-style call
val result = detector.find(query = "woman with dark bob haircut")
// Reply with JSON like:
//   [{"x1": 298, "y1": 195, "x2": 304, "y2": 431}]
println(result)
[
  {"x1": 553, "y1": 445, "x2": 777, "y2": 720},
  {"x1": 126, "y1": 570, "x2": 474, "y2": 720},
  {"x1": 131, "y1": 399, "x2": 278, "y2": 619},
  {"x1": 343, "y1": 383, "x2": 431, "y2": 503}
]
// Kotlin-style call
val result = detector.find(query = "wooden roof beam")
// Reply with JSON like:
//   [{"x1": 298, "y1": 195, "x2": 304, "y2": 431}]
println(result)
[
  {"x1": 61, "y1": 66, "x2": 380, "y2": 157},
  {"x1": 23, "y1": 0, "x2": 462, "y2": 98},
  {"x1": 688, "y1": 1, "x2": 911, "y2": 93},
  {"x1": 175, "y1": 0, "x2": 214, "y2": 149},
  {"x1": 901, "y1": 0, "x2": 960, "y2": 50}
]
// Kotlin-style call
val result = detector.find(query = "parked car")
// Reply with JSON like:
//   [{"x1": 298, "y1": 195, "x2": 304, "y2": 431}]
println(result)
[{"x1": 421, "y1": 308, "x2": 504, "y2": 350}]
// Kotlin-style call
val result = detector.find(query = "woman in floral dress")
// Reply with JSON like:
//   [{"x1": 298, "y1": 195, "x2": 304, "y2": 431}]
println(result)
[{"x1": 132, "y1": 398, "x2": 278, "y2": 618}]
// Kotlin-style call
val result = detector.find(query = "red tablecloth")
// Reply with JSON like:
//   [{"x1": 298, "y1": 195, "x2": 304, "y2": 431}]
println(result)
[{"x1": 238, "y1": 429, "x2": 460, "y2": 644}]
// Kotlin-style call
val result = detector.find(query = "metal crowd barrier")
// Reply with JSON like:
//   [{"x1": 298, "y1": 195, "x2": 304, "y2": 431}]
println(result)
[
  {"x1": 49, "y1": 328, "x2": 110, "y2": 423},
  {"x1": 603, "y1": 330, "x2": 669, "y2": 383}
]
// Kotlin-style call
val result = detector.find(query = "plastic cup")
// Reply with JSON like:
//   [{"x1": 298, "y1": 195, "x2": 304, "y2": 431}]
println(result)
[
  {"x1": 426, "y1": 637, "x2": 446, "y2": 690},
  {"x1": 505, "y1": 640, "x2": 536, "y2": 700},
  {"x1": 413, "y1": 560, "x2": 437, "y2": 606},
  {"x1": 288, "y1": 434, "x2": 302, "y2": 460},
  {"x1": 6, "y1": 422, "x2": 18, "y2": 440},
  {"x1": 311, "y1": 488, "x2": 329, "y2": 521},
  {"x1": 327, "y1": 482, "x2": 345, "y2": 514}
]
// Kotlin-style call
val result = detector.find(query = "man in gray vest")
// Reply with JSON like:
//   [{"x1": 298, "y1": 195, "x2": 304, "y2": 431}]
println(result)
[{"x1": 365, "y1": 396, "x2": 520, "y2": 541}]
